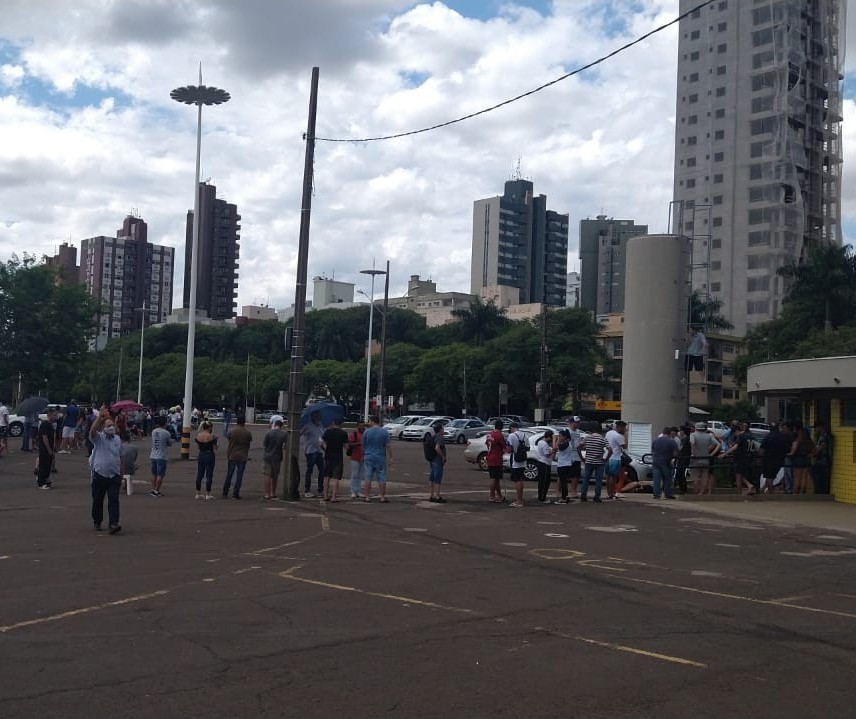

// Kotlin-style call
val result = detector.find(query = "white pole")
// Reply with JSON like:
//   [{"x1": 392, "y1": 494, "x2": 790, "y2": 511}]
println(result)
[
  {"x1": 363, "y1": 272, "x2": 377, "y2": 423},
  {"x1": 181, "y1": 87, "x2": 204, "y2": 457},
  {"x1": 137, "y1": 302, "x2": 146, "y2": 405}
]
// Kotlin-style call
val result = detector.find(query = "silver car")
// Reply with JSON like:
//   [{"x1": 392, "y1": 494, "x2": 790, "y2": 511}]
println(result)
[
  {"x1": 443, "y1": 418, "x2": 490, "y2": 444},
  {"x1": 384, "y1": 415, "x2": 423, "y2": 440},
  {"x1": 400, "y1": 416, "x2": 451, "y2": 442}
]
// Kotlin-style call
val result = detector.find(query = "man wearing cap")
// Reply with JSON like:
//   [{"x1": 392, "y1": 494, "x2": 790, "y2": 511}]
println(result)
[
  {"x1": 534, "y1": 429, "x2": 554, "y2": 503},
  {"x1": 36, "y1": 406, "x2": 58, "y2": 489},
  {"x1": 690, "y1": 421, "x2": 719, "y2": 495},
  {"x1": 426, "y1": 420, "x2": 447, "y2": 503}
]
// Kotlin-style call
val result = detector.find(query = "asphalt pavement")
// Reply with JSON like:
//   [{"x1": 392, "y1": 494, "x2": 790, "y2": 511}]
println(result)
[{"x1": 1, "y1": 428, "x2": 855, "y2": 718}]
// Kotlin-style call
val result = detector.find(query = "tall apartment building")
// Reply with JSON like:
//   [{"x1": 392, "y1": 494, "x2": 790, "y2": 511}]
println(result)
[
  {"x1": 183, "y1": 182, "x2": 240, "y2": 321},
  {"x1": 578, "y1": 216, "x2": 648, "y2": 315},
  {"x1": 471, "y1": 179, "x2": 569, "y2": 307},
  {"x1": 673, "y1": 0, "x2": 844, "y2": 334},
  {"x1": 80, "y1": 216, "x2": 174, "y2": 342},
  {"x1": 566, "y1": 271, "x2": 581, "y2": 308},
  {"x1": 44, "y1": 242, "x2": 79, "y2": 286}
]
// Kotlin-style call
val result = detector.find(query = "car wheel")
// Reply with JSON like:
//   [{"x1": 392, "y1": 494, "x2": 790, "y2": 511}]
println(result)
[
  {"x1": 8, "y1": 422, "x2": 23, "y2": 438},
  {"x1": 524, "y1": 460, "x2": 539, "y2": 481},
  {"x1": 477, "y1": 453, "x2": 488, "y2": 471},
  {"x1": 456, "y1": 434, "x2": 466, "y2": 445},
  {"x1": 397, "y1": 431, "x2": 405, "y2": 440}
]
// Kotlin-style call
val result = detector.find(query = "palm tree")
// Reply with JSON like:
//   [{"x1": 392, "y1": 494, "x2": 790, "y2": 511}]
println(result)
[
  {"x1": 778, "y1": 243, "x2": 856, "y2": 333},
  {"x1": 690, "y1": 290, "x2": 733, "y2": 331},
  {"x1": 451, "y1": 296, "x2": 508, "y2": 347}
]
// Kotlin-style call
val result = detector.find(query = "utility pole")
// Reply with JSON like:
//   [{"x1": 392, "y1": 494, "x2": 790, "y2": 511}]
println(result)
[
  {"x1": 537, "y1": 294, "x2": 548, "y2": 422},
  {"x1": 282, "y1": 67, "x2": 319, "y2": 501},
  {"x1": 377, "y1": 260, "x2": 389, "y2": 424}
]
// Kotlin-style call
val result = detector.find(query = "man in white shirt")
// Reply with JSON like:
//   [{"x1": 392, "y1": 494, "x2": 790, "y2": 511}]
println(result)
[
  {"x1": 506, "y1": 422, "x2": 529, "y2": 508},
  {"x1": 604, "y1": 420, "x2": 627, "y2": 500},
  {"x1": 0, "y1": 401, "x2": 9, "y2": 456}
]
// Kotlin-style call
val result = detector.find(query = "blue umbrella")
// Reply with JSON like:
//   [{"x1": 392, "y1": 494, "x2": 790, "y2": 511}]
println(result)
[{"x1": 299, "y1": 401, "x2": 344, "y2": 428}]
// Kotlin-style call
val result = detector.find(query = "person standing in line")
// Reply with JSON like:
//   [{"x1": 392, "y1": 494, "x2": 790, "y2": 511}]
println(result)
[
  {"x1": 36, "y1": 406, "x2": 58, "y2": 489},
  {"x1": 724, "y1": 422, "x2": 755, "y2": 495},
  {"x1": 811, "y1": 421, "x2": 831, "y2": 495},
  {"x1": 121, "y1": 431, "x2": 138, "y2": 495},
  {"x1": 651, "y1": 427, "x2": 678, "y2": 499},
  {"x1": 535, "y1": 429, "x2": 554, "y2": 504},
  {"x1": 484, "y1": 419, "x2": 507, "y2": 503},
  {"x1": 149, "y1": 415, "x2": 172, "y2": 497},
  {"x1": 58, "y1": 399, "x2": 80, "y2": 454},
  {"x1": 261, "y1": 418, "x2": 286, "y2": 500},
  {"x1": 788, "y1": 424, "x2": 814, "y2": 495},
  {"x1": 426, "y1": 421, "x2": 447, "y2": 503},
  {"x1": 604, "y1": 420, "x2": 627, "y2": 500},
  {"x1": 269, "y1": 411, "x2": 284, "y2": 430},
  {"x1": 89, "y1": 407, "x2": 123, "y2": 534},
  {"x1": 222, "y1": 407, "x2": 233, "y2": 437},
  {"x1": 580, "y1": 426, "x2": 608, "y2": 502},
  {"x1": 222, "y1": 415, "x2": 253, "y2": 499},
  {"x1": 301, "y1": 410, "x2": 325, "y2": 498},
  {"x1": 690, "y1": 422, "x2": 719, "y2": 495},
  {"x1": 21, "y1": 404, "x2": 38, "y2": 453},
  {"x1": 347, "y1": 420, "x2": 365, "y2": 500},
  {"x1": 321, "y1": 417, "x2": 349, "y2": 502},
  {"x1": 194, "y1": 420, "x2": 218, "y2": 500},
  {"x1": 506, "y1": 422, "x2": 529, "y2": 507},
  {"x1": 361, "y1": 416, "x2": 393, "y2": 503},
  {"x1": 0, "y1": 399, "x2": 9, "y2": 457},
  {"x1": 553, "y1": 429, "x2": 576, "y2": 504},
  {"x1": 675, "y1": 425, "x2": 692, "y2": 495}
]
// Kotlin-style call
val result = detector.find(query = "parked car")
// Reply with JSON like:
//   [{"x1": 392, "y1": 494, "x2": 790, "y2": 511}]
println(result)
[
  {"x1": 706, "y1": 420, "x2": 729, "y2": 438},
  {"x1": 4, "y1": 413, "x2": 25, "y2": 437},
  {"x1": 255, "y1": 410, "x2": 274, "y2": 424},
  {"x1": 443, "y1": 418, "x2": 490, "y2": 444},
  {"x1": 400, "y1": 416, "x2": 452, "y2": 441},
  {"x1": 384, "y1": 415, "x2": 423, "y2": 439}
]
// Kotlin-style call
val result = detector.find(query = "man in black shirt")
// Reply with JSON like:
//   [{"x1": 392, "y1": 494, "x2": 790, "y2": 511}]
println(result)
[
  {"x1": 322, "y1": 417, "x2": 349, "y2": 502},
  {"x1": 761, "y1": 422, "x2": 791, "y2": 494},
  {"x1": 36, "y1": 407, "x2": 58, "y2": 489}
]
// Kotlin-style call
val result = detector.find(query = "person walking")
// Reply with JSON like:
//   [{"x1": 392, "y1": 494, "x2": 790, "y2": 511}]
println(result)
[
  {"x1": 89, "y1": 407, "x2": 123, "y2": 534},
  {"x1": 261, "y1": 418, "x2": 286, "y2": 500},
  {"x1": 301, "y1": 410, "x2": 325, "y2": 498},
  {"x1": 690, "y1": 422, "x2": 719, "y2": 495},
  {"x1": 36, "y1": 406, "x2": 58, "y2": 489},
  {"x1": 149, "y1": 415, "x2": 172, "y2": 497},
  {"x1": 604, "y1": 420, "x2": 627, "y2": 500},
  {"x1": 194, "y1": 420, "x2": 218, "y2": 500},
  {"x1": 347, "y1": 420, "x2": 365, "y2": 499},
  {"x1": 425, "y1": 421, "x2": 447, "y2": 503},
  {"x1": 222, "y1": 415, "x2": 252, "y2": 499},
  {"x1": 484, "y1": 420, "x2": 507, "y2": 503},
  {"x1": 651, "y1": 427, "x2": 678, "y2": 499},
  {"x1": 121, "y1": 431, "x2": 138, "y2": 495},
  {"x1": 361, "y1": 416, "x2": 392, "y2": 502},
  {"x1": 506, "y1": 421, "x2": 529, "y2": 507},
  {"x1": 322, "y1": 417, "x2": 349, "y2": 502},
  {"x1": 534, "y1": 429, "x2": 554, "y2": 503},
  {"x1": 553, "y1": 429, "x2": 576, "y2": 504},
  {"x1": 58, "y1": 399, "x2": 80, "y2": 454},
  {"x1": 580, "y1": 427, "x2": 608, "y2": 502},
  {"x1": 222, "y1": 407, "x2": 233, "y2": 437}
]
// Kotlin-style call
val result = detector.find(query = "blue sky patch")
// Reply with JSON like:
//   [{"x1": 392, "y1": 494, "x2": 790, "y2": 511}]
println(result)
[{"x1": 438, "y1": 0, "x2": 552, "y2": 20}]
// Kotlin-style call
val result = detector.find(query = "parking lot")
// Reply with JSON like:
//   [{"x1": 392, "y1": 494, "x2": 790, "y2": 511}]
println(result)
[{"x1": 1, "y1": 430, "x2": 855, "y2": 718}]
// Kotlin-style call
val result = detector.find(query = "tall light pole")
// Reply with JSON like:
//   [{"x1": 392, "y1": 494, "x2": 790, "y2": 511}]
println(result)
[
  {"x1": 360, "y1": 263, "x2": 386, "y2": 423},
  {"x1": 136, "y1": 302, "x2": 147, "y2": 405},
  {"x1": 170, "y1": 68, "x2": 230, "y2": 459}
]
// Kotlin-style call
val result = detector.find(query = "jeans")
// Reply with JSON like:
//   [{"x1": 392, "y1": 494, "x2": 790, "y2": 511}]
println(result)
[
  {"x1": 223, "y1": 460, "x2": 247, "y2": 497},
  {"x1": 536, "y1": 461, "x2": 551, "y2": 501},
  {"x1": 304, "y1": 451, "x2": 324, "y2": 493},
  {"x1": 363, "y1": 456, "x2": 386, "y2": 484},
  {"x1": 349, "y1": 459, "x2": 364, "y2": 496},
  {"x1": 92, "y1": 472, "x2": 121, "y2": 527},
  {"x1": 196, "y1": 452, "x2": 216, "y2": 492},
  {"x1": 811, "y1": 461, "x2": 830, "y2": 494},
  {"x1": 652, "y1": 462, "x2": 674, "y2": 498},
  {"x1": 581, "y1": 463, "x2": 605, "y2": 500},
  {"x1": 429, "y1": 457, "x2": 444, "y2": 484},
  {"x1": 223, "y1": 419, "x2": 231, "y2": 437},
  {"x1": 783, "y1": 459, "x2": 794, "y2": 494},
  {"x1": 22, "y1": 423, "x2": 36, "y2": 451}
]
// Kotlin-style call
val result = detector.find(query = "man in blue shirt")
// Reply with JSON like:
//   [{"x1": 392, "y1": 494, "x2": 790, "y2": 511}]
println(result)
[
  {"x1": 361, "y1": 416, "x2": 393, "y2": 502},
  {"x1": 59, "y1": 399, "x2": 80, "y2": 453},
  {"x1": 301, "y1": 410, "x2": 325, "y2": 498},
  {"x1": 89, "y1": 407, "x2": 124, "y2": 534},
  {"x1": 651, "y1": 427, "x2": 678, "y2": 499}
]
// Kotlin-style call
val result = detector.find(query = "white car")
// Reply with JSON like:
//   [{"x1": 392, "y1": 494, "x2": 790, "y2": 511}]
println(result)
[
  {"x1": 443, "y1": 418, "x2": 490, "y2": 444},
  {"x1": 400, "y1": 416, "x2": 452, "y2": 441},
  {"x1": 384, "y1": 415, "x2": 423, "y2": 440}
]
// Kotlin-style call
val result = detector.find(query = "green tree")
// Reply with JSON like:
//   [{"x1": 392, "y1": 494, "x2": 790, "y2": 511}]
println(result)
[
  {"x1": 451, "y1": 296, "x2": 508, "y2": 346},
  {"x1": 690, "y1": 290, "x2": 733, "y2": 331}
]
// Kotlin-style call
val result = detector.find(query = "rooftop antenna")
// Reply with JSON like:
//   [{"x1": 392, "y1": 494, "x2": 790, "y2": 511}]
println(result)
[{"x1": 513, "y1": 156, "x2": 523, "y2": 180}]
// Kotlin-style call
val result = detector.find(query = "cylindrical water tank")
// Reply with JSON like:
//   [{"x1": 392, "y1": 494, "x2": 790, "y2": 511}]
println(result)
[{"x1": 622, "y1": 234, "x2": 690, "y2": 440}]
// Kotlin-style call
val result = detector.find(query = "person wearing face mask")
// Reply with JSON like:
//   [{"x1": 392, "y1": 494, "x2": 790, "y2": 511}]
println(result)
[{"x1": 89, "y1": 406, "x2": 124, "y2": 534}]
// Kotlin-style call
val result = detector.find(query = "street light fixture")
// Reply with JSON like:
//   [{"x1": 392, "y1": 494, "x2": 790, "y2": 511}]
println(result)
[
  {"x1": 360, "y1": 263, "x2": 386, "y2": 422},
  {"x1": 170, "y1": 68, "x2": 230, "y2": 459}
]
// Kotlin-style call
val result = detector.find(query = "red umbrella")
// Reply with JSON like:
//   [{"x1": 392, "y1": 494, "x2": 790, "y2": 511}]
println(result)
[{"x1": 111, "y1": 400, "x2": 143, "y2": 413}]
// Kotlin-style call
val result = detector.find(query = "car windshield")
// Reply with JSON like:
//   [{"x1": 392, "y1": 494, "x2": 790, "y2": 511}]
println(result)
[
  {"x1": 413, "y1": 418, "x2": 432, "y2": 426},
  {"x1": 448, "y1": 419, "x2": 468, "y2": 428}
]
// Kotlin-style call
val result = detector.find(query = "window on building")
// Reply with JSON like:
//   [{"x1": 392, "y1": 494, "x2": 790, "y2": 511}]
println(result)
[
  {"x1": 685, "y1": 221, "x2": 694, "y2": 232},
  {"x1": 753, "y1": 50, "x2": 774, "y2": 69},
  {"x1": 747, "y1": 300, "x2": 770, "y2": 315},
  {"x1": 687, "y1": 135, "x2": 697, "y2": 145},
  {"x1": 714, "y1": 129, "x2": 725, "y2": 140},
  {"x1": 751, "y1": 117, "x2": 777, "y2": 135},
  {"x1": 748, "y1": 276, "x2": 770, "y2": 292},
  {"x1": 714, "y1": 151, "x2": 724, "y2": 162},
  {"x1": 712, "y1": 174, "x2": 723, "y2": 184},
  {"x1": 718, "y1": 0, "x2": 727, "y2": 9},
  {"x1": 716, "y1": 65, "x2": 726, "y2": 75},
  {"x1": 689, "y1": 93, "x2": 698, "y2": 104},
  {"x1": 690, "y1": 50, "x2": 700, "y2": 61},
  {"x1": 749, "y1": 163, "x2": 769, "y2": 180},
  {"x1": 715, "y1": 108, "x2": 725, "y2": 118},
  {"x1": 690, "y1": 72, "x2": 699, "y2": 82},
  {"x1": 718, "y1": 22, "x2": 727, "y2": 31},
  {"x1": 748, "y1": 230, "x2": 771, "y2": 245},
  {"x1": 688, "y1": 114, "x2": 698, "y2": 125},
  {"x1": 687, "y1": 157, "x2": 697, "y2": 167},
  {"x1": 717, "y1": 43, "x2": 727, "y2": 53},
  {"x1": 752, "y1": 6, "x2": 772, "y2": 25},
  {"x1": 752, "y1": 95, "x2": 774, "y2": 113},
  {"x1": 711, "y1": 282, "x2": 721, "y2": 292},
  {"x1": 752, "y1": 28, "x2": 773, "y2": 46},
  {"x1": 841, "y1": 400, "x2": 856, "y2": 427},
  {"x1": 711, "y1": 261, "x2": 722, "y2": 271},
  {"x1": 691, "y1": 30, "x2": 700, "y2": 40},
  {"x1": 747, "y1": 255, "x2": 770, "y2": 270},
  {"x1": 750, "y1": 141, "x2": 766, "y2": 158},
  {"x1": 686, "y1": 179, "x2": 696, "y2": 188},
  {"x1": 713, "y1": 195, "x2": 723, "y2": 205},
  {"x1": 751, "y1": 72, "x2": 776, "y2": 91}
]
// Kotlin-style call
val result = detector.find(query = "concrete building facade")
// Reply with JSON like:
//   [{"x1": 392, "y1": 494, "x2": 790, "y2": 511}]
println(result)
[
  {"x1": 673, "y1": 0, "x2": 844, "y2": 334},
  {"x1": 389, "y1": 275, "x2": 473, "y2": 327},
  {"x1": 183, "y1": 182, "x2": 240, "y2": 321},
  {"x1": 313, "y1": 275, "x2": 355, "y2": 309},
  {"x1": 45, "y1": 242, "x2": 79, "y2": 286},
  {"x1": 471, "y1": 179, "x2": 568, "y2": 307}
]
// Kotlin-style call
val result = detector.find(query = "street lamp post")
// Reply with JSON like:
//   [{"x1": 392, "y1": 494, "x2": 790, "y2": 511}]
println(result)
[
  {"x1": 360, "y1": 264, "x2": 386, "y2": 423},
  {"x1": 170, "y1": 68, "x2": 230, "y2": 460},
  {"x1": 136, "y1": 302, "x2": 147, "y2": 405}
]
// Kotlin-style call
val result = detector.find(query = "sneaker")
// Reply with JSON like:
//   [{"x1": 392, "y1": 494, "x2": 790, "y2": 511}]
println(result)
[
  {"x1": 205, "y1": 494, "x2": 214, "y2": 500},
  {"x1": 510, "y1": 501, "x2": 524, "y2": 507},
  {"x1": 108, "y1": 524, "x2": 122, "y2": 535},
  {"x1": 553, "y1": 498, "x2": 570, "y2": 504},
  {"x1": 652, "y1": 495, "x2": 661, "y2": 499},
  {"x1": 150, "y1": 490, "x2": 158, "y2": 497},
  {"x1": 350, "y1": 493, "x2": 358, "y2": 499},
  {"x1": 40, "y1": 484, "x2": 52, "y2": 490},
  {"x1": 593, "y1": 497, "x2": 603, "y2": 503},
  {"x1": 579, "y1": 496, "x2": 588, "y2": 502},
  {"x1": 94, "y1": 523, "x2": 102, "y2": 531},
  {"x1": 303, "y1": 492, "x2": 314, "y2": 498},
  {"x1": 58, "y1": 450, "x2": 70, "y2": 455},
  {"x1": 195, "y1": 493, "x2": 202, "y2": 500},
  {"x1": 538, "y1": 499, "x2": 551, "y2": 504},
  {"x1": 233, "y1": 495, "x2": 242, "y2": 500},
  {"x1": 435, "y1": 497, "x2": 446, "y2": 504},
  {"x1": 429, "y1": 497, "x2": 438, "y2": 503}
]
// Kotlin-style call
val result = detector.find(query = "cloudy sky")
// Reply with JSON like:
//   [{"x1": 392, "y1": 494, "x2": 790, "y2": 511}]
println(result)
[{"x1": 1, "y1": 0, "x2": 855, "y2": 310}]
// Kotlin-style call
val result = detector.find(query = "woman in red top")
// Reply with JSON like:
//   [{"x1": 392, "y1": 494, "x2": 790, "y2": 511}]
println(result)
[
  {"x1": 347, "y1": 420, "x2": 365, "y2": 500},
  {"x1": 485, "y1": 420, "x2": 507, "y2": 503}
]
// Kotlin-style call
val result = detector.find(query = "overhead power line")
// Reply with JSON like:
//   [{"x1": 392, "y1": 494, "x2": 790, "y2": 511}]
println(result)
[{"x1": 316, "y1": 0, "x2": 714, "y2": 144}]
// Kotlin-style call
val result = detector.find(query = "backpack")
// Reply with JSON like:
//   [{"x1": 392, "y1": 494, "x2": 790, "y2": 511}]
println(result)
[
  {"x1": 513, "y1": 432, "x2": 529, "y2": 463},
  {"x1": 423, "y1": 433, "x2": 437, "y2": 461}
]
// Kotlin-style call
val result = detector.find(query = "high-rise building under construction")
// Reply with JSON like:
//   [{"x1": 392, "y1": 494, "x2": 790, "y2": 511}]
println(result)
[{"x1": 672, "y1": 0, "x2": 844, "y2": 334}]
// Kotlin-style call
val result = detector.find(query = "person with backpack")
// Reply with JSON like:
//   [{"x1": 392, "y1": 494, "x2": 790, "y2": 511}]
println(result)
[
  {"x1": 424, "y1": 421, "x2": 447, "y2": 503},
  {"x1": 535, "y1": 429, "x2": 554, "y2": 503},
  {"x1": 484, "y1": 419, "x2": 507, "y2": 503},
  {"x1": 506, "y1": 421, "x2": 529, "y2": 507}
]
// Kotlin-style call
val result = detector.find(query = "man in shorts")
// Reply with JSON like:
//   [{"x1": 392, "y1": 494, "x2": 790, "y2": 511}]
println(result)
[
  {"x1": 262, "y1": 419, "x2": 287, "y2": 499},
  {"x1": 604, "y1": 420, "x2": 627, "y2": 500},
  {"x1": 361, "y1": 416, "x2": 393, "y2": 502},
  {"x1": 321, "y1": 417, "x2": 349, "y2": 501},
  {"x1": 426, "y1": 421, "x2": 447, "y2": 503},
  {"x1": 506, "y1": 421, "x2": 528, "y2": 507},
  {"x1": 149, "y1": 415, "x2": 173, "y2": 497},
  {"x1": 59, "y1": 399, "x2": 80, "y2": 454},
  {"x1": 484, "y1": 419, "x2": 507, "y2": 503}
]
